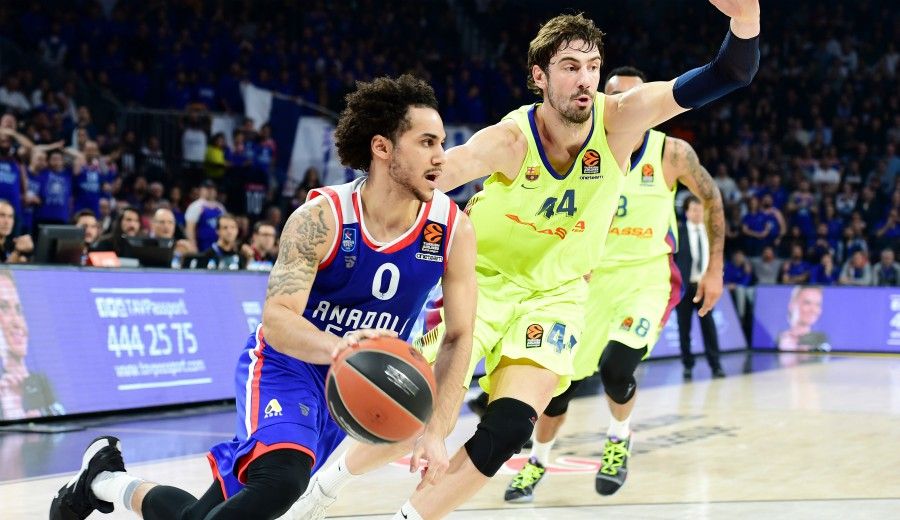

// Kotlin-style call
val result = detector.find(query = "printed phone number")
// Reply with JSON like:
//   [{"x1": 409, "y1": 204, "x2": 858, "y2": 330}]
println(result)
[{"x1": 108, "y1": 322, "x2": 198, "y2": 358}]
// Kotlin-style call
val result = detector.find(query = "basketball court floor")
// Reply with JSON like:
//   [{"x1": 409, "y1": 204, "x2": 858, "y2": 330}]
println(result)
[{"x1": 3, "y1": 351, "x2": 899, "y2": 519}]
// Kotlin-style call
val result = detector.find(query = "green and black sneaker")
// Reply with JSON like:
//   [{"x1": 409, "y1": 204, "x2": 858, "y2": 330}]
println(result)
[
  {"x1": 503, "y1": 457, "x2": 547, "y2": 503},
  {"x1": 596, "y1": 436, "x2": 631, "y2": 495}
]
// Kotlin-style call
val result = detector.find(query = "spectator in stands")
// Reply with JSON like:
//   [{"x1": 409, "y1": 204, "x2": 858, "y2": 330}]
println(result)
[
  {"x1": 809, "y1": 252, "x2": 840, "y2": 286},
  {"x1": 140, "y1": 136, "x2": 166, "y2": 185},
  {"x1": 714, "y1": 163, "x2": 739, "y2": 208},
  {"x1": 34, "y1": 150, "x2": 73, "y2": 227},
  {"x1": 836, "y1": 225, "x2": 869, "y2": 265},
  {"x1": 150, "y1": 207, "x2": 196, "y2": 267},
  {"x1": 184, "y1": 179, "x2": 226, "y2": 252},
  {"x1": 0, "y1": 133, "x2": 24, "y2": 227},
  {"x1": 780, "y1": 244, "x2": 811, "y2": 285},
  {"x1": 0, "y1": 76, "x2": 31, "y2": 114},
  {"x1": 204, "y1": 132, "x2": 228, "y2": 180},
  {"x1": 72, "y1": 209, "x2": 100, "y2": 257},
  {"x1": 724, "y1": 250, "x2": 753, "y2": 327},
  {"x1": 91, "y1": 207, "x2": 142, "y2": 258},
  {"x1": 835, "y1": 184, "x2": 858, "y2": 218},
  {"x1": 0, "y1": 200, "x2": 32, "y2": 263},
  {"x1": 839, "y1": 250, "x2": 873, "y2": 286},
  {"x1": 241, "y1": 222, "x2": 277, "y2": 271},
  {"x1": 873, "y1": 249, "x2": 900, "y2": 287},
  {"x1": 761, "y1": 193, "x2": 786, "y2": 248},
  {"x1": 741, "y1": 197, "x2": 771, "y2": 257},
  {"x1": 181, "y1": 110, "x2": 208, "y2": 187},
  {"x1": 874, "y1": 209, "x2": 900, "y2": 250},
  {"x1": 751, "y1": 246, "x2": 782, "y2": 285},
  {"x1": 72, "y1": 141, "x2": 115, "y2": 218},
  {"x1": 197, "y1": 213, "x2": 245, "y2": 270}
]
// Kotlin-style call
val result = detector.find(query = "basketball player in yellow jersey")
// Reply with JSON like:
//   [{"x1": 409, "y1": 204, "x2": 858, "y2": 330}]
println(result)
[
  {"x1": 285, "y1": 3, "x2": 759, "y2": 519},
  {"x1": 503, "y1": 66, "x2": 726, "y2": 503}
]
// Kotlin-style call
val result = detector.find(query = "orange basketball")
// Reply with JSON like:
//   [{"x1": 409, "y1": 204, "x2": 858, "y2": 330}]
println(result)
[{"x1": 326, "y1": 337, "x2": 437, "y2": 444}]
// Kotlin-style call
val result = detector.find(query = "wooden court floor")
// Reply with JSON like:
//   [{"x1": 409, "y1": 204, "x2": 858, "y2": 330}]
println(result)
[{"x1": 2, "y1": 352, "x2": 899, "y2": 519}]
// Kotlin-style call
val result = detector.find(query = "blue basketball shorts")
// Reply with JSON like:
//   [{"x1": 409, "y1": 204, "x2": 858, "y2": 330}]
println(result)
[{"x1": 207, "y1": 326, "x2": 346, "y2": 498}]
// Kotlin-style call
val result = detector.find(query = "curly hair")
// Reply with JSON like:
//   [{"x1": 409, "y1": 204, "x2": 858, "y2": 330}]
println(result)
[
  {"x1": 334, "y1": 74, "x2": 438, "y2": 172},
  {"x1": 527, "y1": 13, "x2": 606, "y2": 96}
]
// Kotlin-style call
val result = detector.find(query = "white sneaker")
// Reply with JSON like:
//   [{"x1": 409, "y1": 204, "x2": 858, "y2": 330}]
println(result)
[{"x1": 278, "y1": 476, "x2": 337, "y2": 520}]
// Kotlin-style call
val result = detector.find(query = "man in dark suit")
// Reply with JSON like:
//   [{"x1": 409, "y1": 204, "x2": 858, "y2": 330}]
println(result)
[{"x1": 676, "y1": 196, "x2": 726, "y2": 379}]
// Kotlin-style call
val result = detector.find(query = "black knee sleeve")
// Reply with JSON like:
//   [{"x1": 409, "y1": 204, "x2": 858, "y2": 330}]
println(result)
[
  {"x1": 543, "y1": 379, "x2": 584, "y2": 417},
  {"x1": 599, "y1": 341, "x2": 647, "y2": 405},
  {"x1": 464, "y1": 397, "x2": 536, "y2": 477}
]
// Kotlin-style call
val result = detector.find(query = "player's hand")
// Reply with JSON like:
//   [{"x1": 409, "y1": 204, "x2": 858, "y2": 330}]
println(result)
[
  {"x1": 331, "y1": 328, "x2": 398, "y2": 361},
  {"x1": 709, "y1": 0, "x2": 760, "y2": 38},
  {"x1": 694, "y1": 269, "x2": 724, "y2": 317},
  {"x1": 409, "y1": 429, "x2": 449, "y2": 491}
]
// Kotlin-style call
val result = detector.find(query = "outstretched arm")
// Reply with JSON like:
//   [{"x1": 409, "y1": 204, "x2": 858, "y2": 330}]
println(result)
[
  {"x1": 605, "y1": 0, "x2": 760, "y2": 136},
  {"x1": 438, "y1": 121, "x2": 524, "y2": 192},
  {"x1": 669, "y1": 138, "x2": 725, "y2": 316},
  {"x1": 410, "y1": 212, "x2": 477, "y2": 489}
]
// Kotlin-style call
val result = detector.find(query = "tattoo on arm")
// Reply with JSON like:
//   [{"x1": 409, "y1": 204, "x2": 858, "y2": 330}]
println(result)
[
  {"x1": 266, "y1": 204, "x2": 329, "y2": 298},
  {"x1": 676, "y1": 139, "x2": 726, "y2": 263}
]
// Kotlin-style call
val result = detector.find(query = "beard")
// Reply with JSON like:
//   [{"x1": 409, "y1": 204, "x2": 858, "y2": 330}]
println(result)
[
  {"x1": 388, "y1": 153, "x2": 432, "y2": 203},
  {"x1": 546, "y1": 82, "x2": 593, "y2": 125}
]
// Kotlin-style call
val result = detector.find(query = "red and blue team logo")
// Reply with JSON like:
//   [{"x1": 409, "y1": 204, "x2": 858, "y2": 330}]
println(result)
[{"x1": 341, "y1": 228, "x2": 357, "y2": 252}]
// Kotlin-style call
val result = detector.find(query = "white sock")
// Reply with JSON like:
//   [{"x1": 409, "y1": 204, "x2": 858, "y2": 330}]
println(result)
[
  {"x1": 316, "y1": 451, "x2": 356, "y2": 498},
  {"x1": 529, "y1": 438, "x2": 555, "y2": 465},
  {"x1": 90, "y1": 471, "x2": 143, "y2": 511},
  {"x1": 607, "y1": 416, "x2": 631, "y2": 440},
  {"x1": 392, "y1": 500, "x2": 424, "y2": 520}
]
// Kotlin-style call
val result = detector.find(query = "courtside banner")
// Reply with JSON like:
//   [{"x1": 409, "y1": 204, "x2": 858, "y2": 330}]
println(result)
[
  {"x1": 0, "y1": 267, "x2": 266, "y2": 422},
  {"x1": 752, "y1": 285, "x2": 900, "y2": 353},
  {"x1": 650, "y1": 292, "x2": 746, "y2": 358}
]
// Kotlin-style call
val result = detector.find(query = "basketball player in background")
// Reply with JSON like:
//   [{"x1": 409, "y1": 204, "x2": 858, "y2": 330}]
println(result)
[
  {"x1": 50, "y1": 75, "x2": 477, "y2": 520},
  {"x1": 502, "y1": 67, "x2": 725, "y2": 503},
  {"x1": 293, "y1": 2, "x2": 759, "y2": 518}
]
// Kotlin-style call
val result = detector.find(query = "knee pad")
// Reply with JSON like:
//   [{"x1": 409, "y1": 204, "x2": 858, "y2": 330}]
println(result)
[
  {"x1": 464, "y1": 397, "x2": 536, "y2": 477},
  {"x1": 543, "y1": 379, "x2": 584, "y2": 417},
  {"x1": 599, "y1": 341, "x2": 647, "y2": 405}
]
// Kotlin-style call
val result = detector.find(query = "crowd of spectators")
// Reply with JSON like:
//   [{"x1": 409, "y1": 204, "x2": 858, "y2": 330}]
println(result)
[{"x1": 0, "y1": 0, "x2": 897, "y2": 283}]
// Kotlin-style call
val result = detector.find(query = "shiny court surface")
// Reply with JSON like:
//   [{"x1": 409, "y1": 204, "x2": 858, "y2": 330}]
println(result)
[{"x1": 3, "y1": 352, "x2": 899, "y2": 519}]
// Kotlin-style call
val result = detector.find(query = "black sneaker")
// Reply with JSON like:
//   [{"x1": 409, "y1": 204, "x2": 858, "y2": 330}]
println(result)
[
  {"x1": 49, "y1": 436, "x2": 126, "y2": 519},
  {"x1": 503, "y1": 457, "x2": 546, "y2": 503},
  {"x1": 595, "y1": 436, "x2": 631, "y2": 496}
]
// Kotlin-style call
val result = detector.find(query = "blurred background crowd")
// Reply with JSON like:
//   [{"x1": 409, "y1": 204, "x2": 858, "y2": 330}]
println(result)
[{"x1": 0, "y1": 0, "x2": 897, "y2": 289}]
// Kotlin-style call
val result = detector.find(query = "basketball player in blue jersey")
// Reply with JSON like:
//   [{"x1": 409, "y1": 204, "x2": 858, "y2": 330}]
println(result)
[{"x1": 50, "y1": 75, "x2": 477, "y2": 520}]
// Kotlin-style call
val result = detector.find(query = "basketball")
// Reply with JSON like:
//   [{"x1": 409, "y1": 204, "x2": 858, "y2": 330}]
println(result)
[{"x1": 326, "y1": 337, "x2": 437, "y2": 444}]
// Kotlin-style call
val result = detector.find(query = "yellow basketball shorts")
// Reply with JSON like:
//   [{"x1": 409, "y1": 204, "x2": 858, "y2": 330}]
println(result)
[
  {"x1": 417, "y1": 266, "x2": 587, "y2": 397},
  {"x1": 572, "y1": 255, "x2": 683, "y2": 382}
]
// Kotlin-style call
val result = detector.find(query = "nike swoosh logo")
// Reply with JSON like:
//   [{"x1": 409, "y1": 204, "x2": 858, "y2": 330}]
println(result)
[
  {"x1": 401, "y1": 509, "x2": 409, "y2": 519},
  {"x1": 520, "y1": 184, "x2": 538, "y2": 189}
]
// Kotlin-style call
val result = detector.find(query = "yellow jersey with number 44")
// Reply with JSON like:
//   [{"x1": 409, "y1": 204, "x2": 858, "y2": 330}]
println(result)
[
  {"x1": 599, "y1": 129, "x2": 678, "y2": 269},
  {"x1": 466, "y1": 94, "x2": 624, "y2": 291}
]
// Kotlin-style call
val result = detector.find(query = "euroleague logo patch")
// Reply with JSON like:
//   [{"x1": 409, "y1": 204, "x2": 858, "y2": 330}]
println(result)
[
  {"x1": 641, "y1": 163, "x2": 654, "y2": 185},
  {"x1": 620, "y1": 317, "x2": 634, "y2": 332},
  {"x1": 423, "y1": 223, "x2": 443, "y2": 244},
  {"x1": 525, "y1": 323, "x2": 544, "y2": 348},
  {"x1": 341, "y1": 228, "x2": 357, "y2": 252},
  {"x1": 416, "y1": 223, "x2": 444, "y2": 262},
  {"x1": 581, "y1": 149, "x2": 602, "y2": 179}
]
